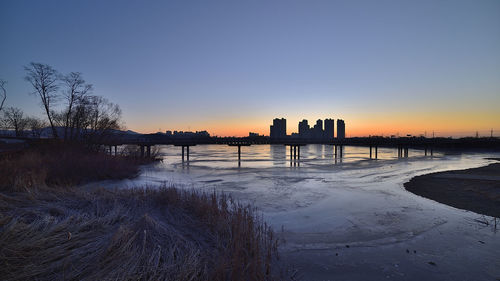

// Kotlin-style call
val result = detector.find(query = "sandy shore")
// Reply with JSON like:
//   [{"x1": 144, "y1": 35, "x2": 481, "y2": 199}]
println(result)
[{"x1": 404, "y1": 158, "x2": 500, "y2": 218}]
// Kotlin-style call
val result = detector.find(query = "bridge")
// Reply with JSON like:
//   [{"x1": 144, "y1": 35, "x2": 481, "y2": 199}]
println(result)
[
  {"x1": 2, "y1": 134, "x2": 499, "y2": 164},
  {"x1": 95, "y1": 135, "x2": 499, "y2": 165}
]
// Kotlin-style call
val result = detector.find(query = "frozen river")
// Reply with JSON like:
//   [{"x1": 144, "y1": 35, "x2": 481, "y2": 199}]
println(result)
[{"x1": 102, "y1": 145, "x2": 500, "y2": 281}]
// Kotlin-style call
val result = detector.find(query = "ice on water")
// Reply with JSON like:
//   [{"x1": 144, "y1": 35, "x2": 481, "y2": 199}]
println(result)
[{"x1": 102, "y1": 145, "x2": 500, "y2": 280}]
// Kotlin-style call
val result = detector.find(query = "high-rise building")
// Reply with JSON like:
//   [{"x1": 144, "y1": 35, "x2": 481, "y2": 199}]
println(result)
[
  {"x1": 313, "y1": 119, "x2": 323, "y2": 140},
  {"x1": 337, "y1": 119, "x2": 345, "y2": 139},
  {"x1": 270, "y1": 118, "x2": 286, "y2": 139},
  {"x1": 315, "y1": 119, "x2": 323, "y2": 129},
  {"x1": 324, "y1": 119, "x2": 334, "y2": 140},
  {"x1": 298, "y1": 119, "x2": 310, "y2": 138}
]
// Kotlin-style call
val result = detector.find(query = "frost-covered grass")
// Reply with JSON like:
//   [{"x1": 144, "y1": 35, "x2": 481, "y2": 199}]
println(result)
[
  {"x1": 0, "y1": 186, "x2": 282, "y2": 280},
  {"x1": 0, "y1": 144, "x2": 285, "y2": 280}
]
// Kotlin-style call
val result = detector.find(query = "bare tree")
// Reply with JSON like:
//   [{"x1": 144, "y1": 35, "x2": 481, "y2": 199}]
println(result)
[
  {"x1": 24, "y1": 63, "x2": 60, "y2": 139},
  {"x1": 55, "y1": 93, "x2": 123, "y2": 147},
  {"x1": 89, "y1": 96, "x2": 122, "y2": 132},
  {"x1": 26, "y1": 117, "x2": 47, "y2": 138},
  {"x1": 61, "y1": 72, "x2": 92, "y2": 140},
  {"x1": 2, "y1": 107, "x2": 28, "y2": 137},
  {"x1": 69, "y1": 97, "x2": 91, "y2": 140},
  {"x1": 77, "y1": 95, "x2": 122, "y2": 147},
  {"x1": 0, "y1": 79, "x2": 6, "y2": 113}
]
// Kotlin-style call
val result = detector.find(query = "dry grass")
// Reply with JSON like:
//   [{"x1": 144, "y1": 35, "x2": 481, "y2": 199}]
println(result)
[
  {"x1": 0, "y1": 144, "x2": 153, "y2": 191},
  {"x1": 0, "y1": 186, "x2": 282, "y2": 281},
  {"x1": 0, "y1": 144, "x2": 286, "y2": 280}
]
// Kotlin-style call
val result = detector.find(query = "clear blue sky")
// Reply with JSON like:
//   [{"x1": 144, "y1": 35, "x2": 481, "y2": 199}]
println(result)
[{"x1": 1, "y1": 0, "x2": 499, "y2": 136}]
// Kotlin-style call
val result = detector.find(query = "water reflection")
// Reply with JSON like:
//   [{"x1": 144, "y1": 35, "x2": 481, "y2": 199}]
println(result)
[
  {"x1": 104, "y1": 145, "x2": 500, "y2": 281},
  {"x1": 270, "y1": 144, "x2": 286, "y2": 166},
  {"x1": 155, "y1": 144, "x2": 448, "y2": 169}
]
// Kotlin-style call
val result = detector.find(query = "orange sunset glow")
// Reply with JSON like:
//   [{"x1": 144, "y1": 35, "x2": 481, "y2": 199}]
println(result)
[{"x1": 128, "y1": 109, "x2": 500, "y2": 138}]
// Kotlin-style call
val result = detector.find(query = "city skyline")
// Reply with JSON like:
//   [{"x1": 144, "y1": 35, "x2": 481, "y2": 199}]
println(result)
[
  {"x1": 274, "y1": 117, "x2": 344, "y2": 141},
  {"x1": 107, "y1": 115, "x2": 497, "y2": 138},
  {"x1": 1, "y1": 0, "x2": 500, "y2": 137}
]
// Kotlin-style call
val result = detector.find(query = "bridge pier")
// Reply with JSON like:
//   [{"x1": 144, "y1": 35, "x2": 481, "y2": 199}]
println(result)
[
  {"x1": 182, "y1": 146, "x2": 189, "y2": 161},
  {"x1": 181, "y1": 146, "x2": 189, "y2": 161},
  {"x1": 397, "y1": 145, "x2": 408, "y2": 158},
  {"x1": 228, "y1": 143, "x2": 251, "y2": 167},
  {"x1": 332, "y1": 144, "x2": 343, "y2": 158},
  {"x1": 138, "y1": 145, "x2": 151, "y2": 158},
  {"x1": 114, "y1": 145, "x2": 117, "y2": 156},
  {"x1": 284, "y1": 144, "x2": 305, "y2": 166},
  {"x1": 175, "y1": 144, "x2": 196, "y2": 162},
  {"x1": 369, "y1": 145, "x2": 378, "y2": 159},
  {"x1": 397, "y1": 146, "x2": 409, "y2": 158},
  {"x1": 293, "y1": 146, "x2": 296, "y2": 166}
]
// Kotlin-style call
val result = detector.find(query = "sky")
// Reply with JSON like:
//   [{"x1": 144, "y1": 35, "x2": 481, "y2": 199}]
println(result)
[{"x1": 1, "y1": 0, "x2": 499, "y2": 137}]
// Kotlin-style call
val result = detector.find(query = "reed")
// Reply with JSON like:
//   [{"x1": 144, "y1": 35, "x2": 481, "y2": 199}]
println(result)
[
  {"x1": 0, "y1": 143, "x2": 154, "y2": 191},
  {"x1": 0, "y1": 186, "x2": 282, "y2": 280},
  {"x1": 0, "y1": 144, "x2": 285, "y2": 280}
]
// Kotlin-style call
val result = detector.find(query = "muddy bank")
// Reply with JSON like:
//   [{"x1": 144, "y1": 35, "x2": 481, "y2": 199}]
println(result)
[{"x1": 404, "y1": 160, "x2": 500, "y2": 218}]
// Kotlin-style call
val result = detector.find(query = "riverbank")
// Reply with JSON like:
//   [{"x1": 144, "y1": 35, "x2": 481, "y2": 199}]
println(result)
[
  {"x1": 0, "y1": 144, "x2": 283, "y2": 280},
  {"x1": 404, "y1": 158, "x2": 500, "y2": 218},
  {"x1": 0, "y1": 143, "x2": 157, "y2": 190}
]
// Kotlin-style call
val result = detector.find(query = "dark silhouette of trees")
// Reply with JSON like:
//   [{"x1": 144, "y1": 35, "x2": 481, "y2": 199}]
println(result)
[
  {"x1": 26, "y1": 117, "x2": 47, "y2": 138},
  {"x1": 82, "y1": 95, "x2": 122, "y2": 145},
  {"x1": 0, "y1": 79, "x2": 6, "y2": 113},
  {"x1": 20, "y1": 63, "x2": 123, "y2": 146},
  {"x1": 61, "y1": 72, "x2": 92, "y2": 141},
  {"x1": 2, "y1": 107, "x2": 28, "y2": 137},
  {"x1": 55, "y1": 92, "x2": 122, "y2": 144},
  {"x1": 24, "y1": 63, "x2": 60, "y2": 139}
]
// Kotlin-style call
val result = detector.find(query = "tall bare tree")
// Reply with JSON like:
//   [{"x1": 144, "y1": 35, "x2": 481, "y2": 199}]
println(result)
[
  {"x1": 63, "y1": 95, "x2": 122, "y2": 148},
  {"x1": 61, "y1": 72, "x2": 92, "y2": 140},
  {"x1": 89, "y1": 96, "x2": 122, "y2": 131},
  {"x1": 24, "y1": 63, "x2": 60, "y2": 139},
  {"x1": 2, "y1": 107, "x2": 28, "y2": 137},
  {"x1": 0, "y1": 79, "x2": 6, "y2": 113}
]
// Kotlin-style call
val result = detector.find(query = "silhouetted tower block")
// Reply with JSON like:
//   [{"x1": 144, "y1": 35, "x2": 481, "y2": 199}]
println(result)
[
  {"x1": 298, "y1": 119, "x2": 310, "y2": 139},
  {"x1": 270, "y1": 118, "x2": 287, "y2": 139},
  {"x1": 313, "y1": 119, "x2": 323, "y2": 140},
  {"x1": 324, "y1": 118, "x2": 334, "y2": 141},
  {"x1": 337, "y1": 119, "x2": 345, "y2": 139}
]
